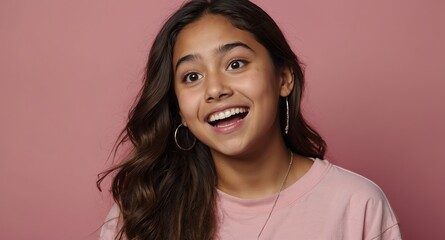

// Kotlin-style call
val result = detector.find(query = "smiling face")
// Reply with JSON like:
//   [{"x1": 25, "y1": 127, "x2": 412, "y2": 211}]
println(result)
[{"x1": 173, "y1": 14, "x2": 293, "y2": 158}]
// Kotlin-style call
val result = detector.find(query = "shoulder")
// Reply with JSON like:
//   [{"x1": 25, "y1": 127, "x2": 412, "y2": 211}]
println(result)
[
  {"x1": 318, "y1": 159, "x2": 388, "y2": 201},
  {"x1": 315, "y1": 159, "x2": 401, "y2": 239},
  {"x1": 99, "y1": 203, "x2": 122, "y2": 240},
  {"x1": 317, "y1": 159, "x2": 395, "y2": 213}
]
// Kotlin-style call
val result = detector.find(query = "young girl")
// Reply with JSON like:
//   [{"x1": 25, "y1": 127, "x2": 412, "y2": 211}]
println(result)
[{"x1": 99, "y1": 0, "x2": 401, "y2": 239}]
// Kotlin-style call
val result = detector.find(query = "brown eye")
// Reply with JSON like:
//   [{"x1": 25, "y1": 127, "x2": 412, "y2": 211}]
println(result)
[
  {"x1": 227, "y1": 60, "x2": 246, "y2": 70},
  {"x1": 184, "y1": 72, "x2": 203, "y2": 83}
]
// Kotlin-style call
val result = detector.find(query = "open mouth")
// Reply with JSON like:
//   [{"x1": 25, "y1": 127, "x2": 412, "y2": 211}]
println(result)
[{"x1": 207, "y1": 107, "x2": 249, "y2": 127}]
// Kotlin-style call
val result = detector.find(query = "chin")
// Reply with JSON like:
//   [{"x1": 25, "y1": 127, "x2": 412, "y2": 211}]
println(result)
[{"x1": 209, "y1": 143, "x2": 254, "y2": 159}]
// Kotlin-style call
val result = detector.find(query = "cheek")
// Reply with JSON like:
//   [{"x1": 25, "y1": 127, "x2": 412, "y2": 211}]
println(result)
[
  {"x1": 176, "y1": 91, "x2": 199, "y2": 120},
  {"x1": 243, "y1": 69, "x2": 279, "y2": 97}
]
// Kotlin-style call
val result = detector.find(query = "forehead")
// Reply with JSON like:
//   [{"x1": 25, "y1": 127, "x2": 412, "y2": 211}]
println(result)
[{"x1": 173, "y1": 14, "x2": 261, "y2": 63}]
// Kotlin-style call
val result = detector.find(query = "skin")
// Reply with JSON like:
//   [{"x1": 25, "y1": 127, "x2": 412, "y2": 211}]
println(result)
[{"x1": 173, "y1": 14, "x2": 312, "y2": 198}]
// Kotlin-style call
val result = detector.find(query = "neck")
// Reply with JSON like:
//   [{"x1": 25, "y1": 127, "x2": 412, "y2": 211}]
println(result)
[{"x1": 213, "y1": 140, "x2": 292, "y2": 199}]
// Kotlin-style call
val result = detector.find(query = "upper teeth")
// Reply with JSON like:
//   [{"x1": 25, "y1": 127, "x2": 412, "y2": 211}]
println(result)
[{"x1": 209, "y1": 108, "x2": 248, "y2": 122}]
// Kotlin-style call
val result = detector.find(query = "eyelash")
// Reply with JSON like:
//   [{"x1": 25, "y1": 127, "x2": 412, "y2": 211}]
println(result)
[
  {"x1": 226, "y1": 59, "x2": 248, "y2": 71},
  {"x1": 183, "y1": 72, "x2": 203, "y2": 83},
  {"x1": 181, "y1": 59, "x2": 249, "y2": 83}
]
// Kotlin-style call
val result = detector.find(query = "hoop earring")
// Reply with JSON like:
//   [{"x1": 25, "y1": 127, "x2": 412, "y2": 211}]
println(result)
[
  {"x1": 174, "y1": 122, "x2": 196, "y2": 151},
  {"x1": 285, "y1": 97, "x2": 289, "y2": 135}
]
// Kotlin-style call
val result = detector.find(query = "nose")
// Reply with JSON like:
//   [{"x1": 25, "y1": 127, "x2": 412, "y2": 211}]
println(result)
[{"x1": 205, "y1": 73, "x2": 233, "y2": 102}]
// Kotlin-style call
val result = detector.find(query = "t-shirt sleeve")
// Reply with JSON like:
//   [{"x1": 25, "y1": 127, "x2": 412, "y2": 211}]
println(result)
[
  {"x1": 359, "y1": 183, "x2": 402, "y2": 240},
  {"x1": 371, "y1": 223, "x2": 402, "y2": 240},
  {"x1": 333, "y1": 165, "x2": 402, "y2": 240},
  {"x1": 99, "y1": 203, "x2": 121, "y2": 240}
]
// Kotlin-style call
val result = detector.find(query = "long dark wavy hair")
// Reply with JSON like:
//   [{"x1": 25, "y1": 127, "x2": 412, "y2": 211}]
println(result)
[{"x1": 97, "y1": 0, "x2": 326, "y2": 239}]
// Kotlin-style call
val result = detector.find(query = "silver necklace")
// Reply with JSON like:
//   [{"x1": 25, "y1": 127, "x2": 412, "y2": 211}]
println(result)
[{"x1": 256, "y1": 151, "x2": 294, "y2": 240}]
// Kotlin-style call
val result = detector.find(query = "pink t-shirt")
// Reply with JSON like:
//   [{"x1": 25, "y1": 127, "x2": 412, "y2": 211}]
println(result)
[
  {"x1": 100, "y1": 159, "x2": 402, "y2": 239},
  {"x1": 216, "y1": 159, "x2": 401, "y2": 239}
]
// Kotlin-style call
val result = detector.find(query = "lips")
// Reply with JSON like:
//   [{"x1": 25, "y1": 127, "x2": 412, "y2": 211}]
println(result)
[{"x1": 207, "y1": 107, "x2": 249, "y2": 127}]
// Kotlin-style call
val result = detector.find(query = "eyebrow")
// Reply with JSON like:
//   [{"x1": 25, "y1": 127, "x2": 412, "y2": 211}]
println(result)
[
  {"x1": 216, "y1": 41, "x2": 255, "y2": 55},
  {"x1": 174, "y1": 41, "x2": 255, "y2": 71}
]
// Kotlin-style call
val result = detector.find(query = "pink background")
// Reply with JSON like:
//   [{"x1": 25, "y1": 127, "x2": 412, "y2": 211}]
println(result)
[{"x1": 1, "y1": 0, "x2": 444, "y2": 239}]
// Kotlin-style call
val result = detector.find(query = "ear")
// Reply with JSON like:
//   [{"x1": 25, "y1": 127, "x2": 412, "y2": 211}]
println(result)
[{"x1": 279, "y1": 66, "x2": 295, "y2": 97}]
